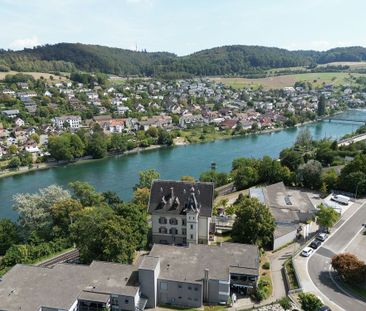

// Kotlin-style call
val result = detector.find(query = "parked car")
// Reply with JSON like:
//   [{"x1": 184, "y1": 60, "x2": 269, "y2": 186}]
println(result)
[
  {"x1": 310, "y1": 239, "x2": 321, "y2": 249},
  {"x1": 318, "y1": 306, "x2": 331, "y2": 311},
  {"x1": 316, "y1": 233, "x2": 328, "y2": 242},
  {"x1": 301, "y1": 247, "x2": 314, "y2": 257}
]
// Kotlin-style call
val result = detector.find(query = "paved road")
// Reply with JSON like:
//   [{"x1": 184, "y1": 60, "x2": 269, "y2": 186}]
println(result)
[{"x1": 308, "y1": 202, "x2": 366, "y2": 311}]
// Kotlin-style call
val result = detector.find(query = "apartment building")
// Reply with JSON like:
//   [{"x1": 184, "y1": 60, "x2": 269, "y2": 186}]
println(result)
[{"x1": 0, "y1": 243, "x2": 259, "y2": 311}]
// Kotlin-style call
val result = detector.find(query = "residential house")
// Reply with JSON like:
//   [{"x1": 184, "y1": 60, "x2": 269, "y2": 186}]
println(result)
[
  {"x1": 2, "y1": 109, "x2": 20, "y2": 119},
  {"x1": 179, "y1": 114, "x2": 208, "y2": 128},
  {"x1": 53, "y1": 116, "x2": 82, "y2": 129},
  {"x1": 15, "y1": 118, "x2": 25, "y2": 127}
]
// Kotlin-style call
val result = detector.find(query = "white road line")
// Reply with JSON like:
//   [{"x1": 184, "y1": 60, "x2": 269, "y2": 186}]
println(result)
[
  {"x1": 340, "y1": 226, "x2": 365, "y2": 252},
  {"x1": 328, "y1": 265, "x2": 366, "y2": 307},
  {"x1": 301, "y1": 201, "x2": 366, "y2": 311}
]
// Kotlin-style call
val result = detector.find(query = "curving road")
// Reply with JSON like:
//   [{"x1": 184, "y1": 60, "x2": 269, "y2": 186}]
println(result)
[{"x1": 307, "y1": 202, "x2": 366, "y2": 311}]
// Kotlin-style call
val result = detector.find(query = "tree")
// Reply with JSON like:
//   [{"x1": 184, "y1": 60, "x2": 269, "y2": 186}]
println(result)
[
  {"x1": 296, "y1": 160, "x2": 322, "y2": 189},
  {"x1": 331, "y1": 253, "x2": 366, "y2": 284},
  {"x1": 7, "y1": 156, "x2": 21, "y2": 169},
  {"x1": 135, "y1": 169, "x2": 160, "y2": 190},
  {"x1": 109, "y1": 133, "x2": 127, "y2": 152},
  {"x1": 70, "y1": 207, "x2": 137, "y2": 264},
  {"x1": 157, "y1": 129, "x2": 173, "y2": 146},
  {"x1": 132, "y1": 187, "x2": 150, "y2": 208},
  {"x1": 48, "y1": 135, "x2": 73, "y2": 161},
  {"x1": 50, "y1": 198, "x2": 84, "y2": 238},
  {"x1": 233, "y1": 166, "x2": 259, "y2": 190},
  {"x1": 295, "y1": 128, "x2": 312, "y2": 149},
  {"x1": 87, "y1": 132, "x2": 108, "y2": 159},
  {"x1": 316, "y1": 204, "x2": 340, "y2": 232},
  {"x1": 30, "y1": 133, "x2": 40, "y2": 144},
  {"x1": 69, "y1": 181, "x2": 102, "y2": 207},
  {"x1": 0, "y1": 219, "x2": 20, "y2": 255},
  {"x1": 321, "y1": 168, "x2": 338, "y2": 191},
  {"x1": 181, "y1": 175, "x2": 195, "y2": 182},
  {"x1": 317, "y1": 94, "x2": 326, "y2": 116},
  {"x1": 298, "y1": 292, "x2": 323, "y2": 311},
  {"x1": 319, "y1": 182, "x2": 328, "y2": 197},
  {"x1": 13, "y1": 185, "x2": 71, "y2": 237},
  {"x1": 231, "y1": 197, "x2": 275, "y2": 248},
  {"x1": 199, "y1": 170, "x2": 229, "y2": 187},
  {"x1": 8, "y1": 144, "x2": 17, "y2": 154},
  {"x1": 280, "y1": 148, "x2": 304, "y2": 171},
  {"x1": 69, "y1": 134, "x2": 85, "y2": 158}
]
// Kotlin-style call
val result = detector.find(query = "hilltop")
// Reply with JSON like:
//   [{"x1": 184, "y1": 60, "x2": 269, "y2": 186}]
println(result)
[{"x1": 1, "y1": 43, "x2": 366, "y2": 77}]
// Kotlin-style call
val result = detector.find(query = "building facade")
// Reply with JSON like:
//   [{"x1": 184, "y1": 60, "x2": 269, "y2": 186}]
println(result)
[
  {"x1": 148, "y1": 180, "x2": 214, "y2": 245},
  {"x1": 0, "y1": 243, "x2": 259, "y2": 311}
]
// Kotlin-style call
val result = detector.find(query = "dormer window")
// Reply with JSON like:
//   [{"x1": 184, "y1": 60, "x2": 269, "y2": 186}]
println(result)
[{"x1": 159, "y1": 217, "x2": 167, "y2": 224}]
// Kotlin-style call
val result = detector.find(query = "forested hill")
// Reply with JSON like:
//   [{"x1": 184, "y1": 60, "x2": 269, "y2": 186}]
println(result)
[{"x1": 1, "y1": 43, "x2": 366, "y2": 77}]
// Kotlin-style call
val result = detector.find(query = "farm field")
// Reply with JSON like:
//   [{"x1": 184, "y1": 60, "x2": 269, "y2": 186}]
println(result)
[
  {"x1": 0, "y1": 71, "x2": 69, "y2": 83},
  {"x1": 211, "y1": 72, "x2": 366, "y2": 90}
]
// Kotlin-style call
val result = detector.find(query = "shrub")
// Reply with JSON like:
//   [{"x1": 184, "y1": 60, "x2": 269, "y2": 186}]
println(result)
[
  {"x1": 298, "y1": 292, "x2": 322, "y2": 311},
  {"x1": 278, "y1": 297, "x2": 292, "y2": 310},
  {"x1": 262, "y1": 261, "x2": 270, "y2": 270}
]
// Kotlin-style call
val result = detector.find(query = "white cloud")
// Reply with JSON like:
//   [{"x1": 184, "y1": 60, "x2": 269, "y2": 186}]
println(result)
[{"x1": 9, "y1": 36, "x2": 40, "y2": 50}]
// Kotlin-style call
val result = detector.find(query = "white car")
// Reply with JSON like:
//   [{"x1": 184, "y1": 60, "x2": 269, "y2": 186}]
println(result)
[{"x1": 301, "y1": 247, "x2": 314, "y2": 257}]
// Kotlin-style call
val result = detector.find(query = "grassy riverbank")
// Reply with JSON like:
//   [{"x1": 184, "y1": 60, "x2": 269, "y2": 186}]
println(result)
[{"x1": 0, "y1": 113, "x2": 349, "y2": 180}]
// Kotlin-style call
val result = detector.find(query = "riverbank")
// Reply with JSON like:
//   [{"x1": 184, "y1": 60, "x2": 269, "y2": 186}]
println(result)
[{"x1": 0, "y1": 111, "x2": 351, "y2": 181}]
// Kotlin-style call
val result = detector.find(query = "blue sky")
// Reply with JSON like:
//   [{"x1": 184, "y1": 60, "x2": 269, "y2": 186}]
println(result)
[{"x1": 0, "y1": 0, "x2": 364, "y2": 55}]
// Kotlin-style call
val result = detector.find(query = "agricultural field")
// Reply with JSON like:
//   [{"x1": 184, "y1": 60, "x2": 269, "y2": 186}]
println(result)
[
  {"x1": 212, "y1": 72, "x2": 366, "y2": 90},
  {"x1": 0, "y1": 71, "x2": 69, "y2": 83}
]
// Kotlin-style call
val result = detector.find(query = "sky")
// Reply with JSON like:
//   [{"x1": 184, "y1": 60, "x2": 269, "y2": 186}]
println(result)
[{"x1": 0, "y1": 0, "x2": 365, "y2": 56}]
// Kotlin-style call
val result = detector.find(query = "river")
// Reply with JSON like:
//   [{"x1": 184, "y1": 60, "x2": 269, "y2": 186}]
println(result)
[{"x1": 1, "y1": 109, "x2": 366, "y2": 220}]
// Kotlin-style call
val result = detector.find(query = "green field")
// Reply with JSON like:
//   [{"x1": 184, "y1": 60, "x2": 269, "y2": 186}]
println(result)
[{"x1": 212, "y1": 72, "x2": 366, "y2": 90}]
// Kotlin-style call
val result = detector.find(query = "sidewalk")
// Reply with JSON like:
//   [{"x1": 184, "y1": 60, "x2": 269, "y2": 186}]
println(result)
[{"x1": 292, "y1": 200, "x2": 364, "y2": 311}]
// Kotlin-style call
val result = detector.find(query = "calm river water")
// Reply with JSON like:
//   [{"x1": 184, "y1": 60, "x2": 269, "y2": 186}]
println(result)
[{"x1": 1, "y1": 109, "x2": 366, "y2": 220}]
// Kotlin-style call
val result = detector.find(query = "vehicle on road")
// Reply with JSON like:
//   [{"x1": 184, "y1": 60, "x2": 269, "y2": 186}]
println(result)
[
  {"x1": 310, "y1": 239, "x2": 322, "y2": 249},
  {"x1": 331, "y1": 194, "x2": 350, "y2": 205},
  {"x1": 318, "y1": 306, "x2": 332, "y2": 311},
  {"x1": 301, "y1": 247, "x2": 314, "y2": 257},
  {"x1": 316, "y1": 233, "x2": 328, "y2": 242}
]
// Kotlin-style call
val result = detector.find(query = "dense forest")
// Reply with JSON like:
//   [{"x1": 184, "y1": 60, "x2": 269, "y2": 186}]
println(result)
[{"x1": 1, "y1": 43, "x2": 366, "y2": 76}]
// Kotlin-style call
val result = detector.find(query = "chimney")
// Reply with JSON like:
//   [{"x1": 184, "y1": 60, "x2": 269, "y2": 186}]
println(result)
[{"x1": 170, "y1": 187, "x2": 174, "y2": 198}]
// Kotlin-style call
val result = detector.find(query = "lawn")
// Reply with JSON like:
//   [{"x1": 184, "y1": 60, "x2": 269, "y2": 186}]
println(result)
[
  {"x1": 211, "y1": 72, "x2": 366, "y2": 90},
  {"x1": 0, "y1": 71, "x2": 69, "y2": 83}
]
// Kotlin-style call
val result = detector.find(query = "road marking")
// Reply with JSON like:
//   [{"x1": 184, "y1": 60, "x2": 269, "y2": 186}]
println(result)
[
  {"x1": 301, "y1": 201, "x2": 366, "y2": 311},
  {"x1": 340, "y1": 226, "x2": 365, "y2": 252},
  {"x1": 328, "y1": 265, "x2": 366, "y2": 308}
]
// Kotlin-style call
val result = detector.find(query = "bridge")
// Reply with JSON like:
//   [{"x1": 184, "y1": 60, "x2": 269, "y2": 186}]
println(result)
[{"x1": 326, "y1": 117, "x2": 366, "y2": 124}]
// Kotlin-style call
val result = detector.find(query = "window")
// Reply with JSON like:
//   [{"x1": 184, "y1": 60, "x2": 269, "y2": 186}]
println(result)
[
  {"x1": 182, "y1": 219, "x2": 186, "y2": 226},
  {"x1": 182, "y1": 228, "x2": 187, "y2": 235},
  {"x1": 188, "y1": 286, "x2": 192, "y2": 290},
  {"x1": 159, "y1": 227, "x2": 167, "y2": 234},
  {"x1": 169, "y1": 228, "x2": 178, "y2": 235},
  {"x1": 178, "y1": 296, "x2": 182, "y2": 299},
  {"x1": 169, "y1": 218, "x2": 178, "y2": 225},
  {"x1": 190, "y1": 224, "x2": 193, "y2": 230},
  {"x1": 159, "y1": 217, "x2": 167, "y2": 224},
  {"x1": 111, "y1": 296, "x2": 119, "y2": 306},
  {"x1": 194, "y1": 287, "x2": 198, "y2": 291},
  {"x1": 190, "y1": 234, "x2": 193, "y2": 239},
  {"x1": 178, "y1": 284, "x2": 182, "y2": 288},
  {"x1": 125, "y1": 299, "x2": 129, "y2": 304},
  {"x1": 160, "y1": 282, "x2": 168, "y2": 290}
]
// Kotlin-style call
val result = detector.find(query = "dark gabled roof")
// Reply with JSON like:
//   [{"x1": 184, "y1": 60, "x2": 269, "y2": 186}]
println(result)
[{"x1": 148, "y1": 180, "x2": 214, "y2": 217}]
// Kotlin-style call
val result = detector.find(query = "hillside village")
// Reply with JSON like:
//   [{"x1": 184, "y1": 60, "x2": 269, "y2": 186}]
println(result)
[{"x1": 1, "y1": 73, "x2": 365, "y2": 169}]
